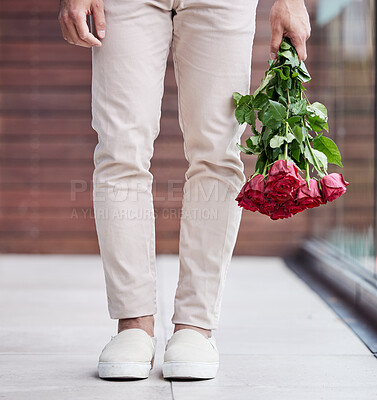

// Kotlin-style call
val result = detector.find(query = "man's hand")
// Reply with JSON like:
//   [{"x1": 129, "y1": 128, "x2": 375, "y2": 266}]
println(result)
[
  {"x1": 58, "y1": 0, "x2": 106, "y2": 48},
  {"x1": 269, "y1": 0, "x2": 311, "y2": 61}
]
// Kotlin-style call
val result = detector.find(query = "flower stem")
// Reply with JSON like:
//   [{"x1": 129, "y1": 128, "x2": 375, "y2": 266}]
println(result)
[
  {"x1": 284, "y1": 89, "x2": 291, "y2": 161},
  {"x1": 284, "y1": 141, "x2": 288, "y2": 160},
  {"x1": 305, "y1": 161, "x2": 311, "y2": 189},
  {"x1": 303, "y1": 91, "x2": 311, "y2": 105},
  {"x1": 305, "y1": 136, "x2": 325, "y2": 178},
  {"x1": 262, "y1": 159, "x2": 268, "y2": 176}
]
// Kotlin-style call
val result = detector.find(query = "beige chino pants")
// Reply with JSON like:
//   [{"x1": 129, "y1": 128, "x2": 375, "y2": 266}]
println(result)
[{"x1": 91, "y1": 0, "x2": 259, "y2": 330}]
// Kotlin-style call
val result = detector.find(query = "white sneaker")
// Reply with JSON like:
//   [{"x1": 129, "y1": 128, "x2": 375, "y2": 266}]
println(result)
[
  {"x1": 98, "y1": 328, "x2": 157, "y2": 379},
  {"x1": 162, "y1": 329, "x2": 219, "y2": 379}
]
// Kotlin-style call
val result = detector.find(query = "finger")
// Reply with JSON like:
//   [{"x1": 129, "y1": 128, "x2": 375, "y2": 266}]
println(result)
[
  {"x1": 60, "y1": 23, "x2": 70, "y2": 43},
  {"x1": 65, "y1": 17, "x2": 93, "y2": 48},
  {"x1": 92, "y1": 1, "x2": 106, "y2": 39},
  {"x1": 58, "y1": 12, "x2": 72, "y2": 42},
  {"x1": 74, "y1": 10, "x2": 102, "y2": 46},
  {"x1": 58, "y1": 14, "x2": 69, "y2": 41},
  {"x1": 289, "y1": 35, "x2": 307, "y2": 61},
  {"x1": 270, "y1": 24, "x2": 284, "y2": 60}
]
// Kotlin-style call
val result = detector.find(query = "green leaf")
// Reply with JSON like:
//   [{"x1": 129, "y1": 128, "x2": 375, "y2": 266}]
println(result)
[
  {"x1": 246, "y1": 135, "x2": 261, "y2": 153},
  {"x1": 268, "y1": 100, "x2": 287, "y2": 121},
  {"x1": 270, "y1": 136, "x2": 285, "y2": 148},
  {"x1": 261, "y1": 111, "x2": 283, "y2": 130},
  {"x1": 274, "y1": 67, "x2": 289, "y2": 80},
  {"x1": 244, "y1": 108, "x2": 256, "y2": 127},
  {"x1": 262, "y1": 127, "x2": 274, "y2": 147},
  {"x1": 292, "y1": 125, "x2": 303, "y2": 142},
  {"x1": 290, "y1": 99, "x2": 307, "y2": 116},
  {"x1": 275, "y1": 85, "x2": 285, "y2": 98},
  {"x1": 307, "y1": 115, "x2": 329, "y2": 132},
  {"x1": 278, "y1": 95, "x2": 288, "y2": 107},
  {"x1": 285, "y1": 56, "x2": 300, "y2": 68},
  {"x1": 255, "y1": 152, "x2": 267, "y2": 174},
  {"x1": 285, "y1": 130, "x2": 296, "y2": 143},
  {"x1": 307, "y1": 102, "x2": 327, "y2": 120},
  {"x1": 280, "y1": 40, "x2": 291, "y2": 50},
  {"x1": 266, "y1": 85, "x2": 275, "y2": 98},
  {"x1": 298, "y1": 81, "x2": 307, "y2": 92},
  {"x1": 252, "y1": 93, "x2": 269, "y2": 110},
  {"x1": 283, "y1": 66, "x2": 291, "y2": 77},
  {"x1": 232, "y1": 92, "x2": 242, "y2": 107},
  {"x1": 235, "y1": 104, "x2": 249, "y2": 124},
  {"x1": 312, "y1": 135, "x2": 343, "y2": 167},
  {"x1": 254, "y1": 70, "x2": 276, "y2": 96},
  {"x1": 304, "y1": 145, "x2": 328, "y2": 172},
  {"x1": 290, "y1": 140, "x2": 301, "y2": 162},
  {"x1": 286, "y1": 116, "x2": 301, "y2": 127},
  {"x1": 312, "y1": 148, "x2": 328, "y2": 170},
  {"x1": 278, "y1": 50, "x2": 293, "y2": 59},
  {"x1": 239, "y1": 94, "x2": 253, "y2": 106},
  {"x1": 299, "y1": 61, "x2": 311, "y2": 79},
  {"x1": 281, "y1": 77, "x2": 292, "y2": 90},
  {"x1": 236, "y1": 143, "x2": 254, "y2": 155},
  {"x1": 297, "y1": 71, "x2": 311, "y2": 83},
  {"x1": 273, "y1": 147, "x2": 283, "y2": 158}
]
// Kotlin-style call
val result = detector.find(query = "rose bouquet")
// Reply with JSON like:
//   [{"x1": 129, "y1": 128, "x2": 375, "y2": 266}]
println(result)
[{"x1": 232, "y1": 38, "x2": 349, "y2": 220}]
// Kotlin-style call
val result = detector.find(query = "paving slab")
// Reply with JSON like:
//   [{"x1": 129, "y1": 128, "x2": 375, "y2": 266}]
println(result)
[{"x1": 0, "y1": 254, "x2": 376, "y2": 400}]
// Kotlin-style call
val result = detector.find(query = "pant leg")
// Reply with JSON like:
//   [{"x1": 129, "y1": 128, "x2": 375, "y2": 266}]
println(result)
[
  {"x1": 171, "y1": 0, "x2": 259, "y2": 330},
  {"x1": 91, "y1": 0, "x2": 173, "y2": 319}
]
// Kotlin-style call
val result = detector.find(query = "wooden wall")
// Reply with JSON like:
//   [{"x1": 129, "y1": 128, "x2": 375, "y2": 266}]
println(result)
[{"x1": 0, "y1": 0, "x2": 371, "y2": 256}]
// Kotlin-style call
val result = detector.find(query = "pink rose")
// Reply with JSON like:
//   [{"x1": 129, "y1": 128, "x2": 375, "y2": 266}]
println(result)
[
  {"x1": 264, "y1": 159, "x2": 306, "y2": 203},
  {"x1": 320, "y1": 173, "x2": 349, "y2": 203},
  {"x1": 296, "y1": 178, "x2": 324, "y2": 209}
]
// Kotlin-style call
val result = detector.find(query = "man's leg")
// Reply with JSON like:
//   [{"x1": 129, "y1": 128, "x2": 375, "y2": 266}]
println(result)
[
  {"x1": 91, "y1": 0, "x2": 174, "y2": 335},
  {"x1": 171, "y1": 0, "x2": 259, "y2": 336}
]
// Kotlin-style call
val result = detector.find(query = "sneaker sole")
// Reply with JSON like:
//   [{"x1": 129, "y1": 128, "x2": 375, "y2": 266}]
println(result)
[
  {"x1": 162, "y1": 361, "x2": 219, "y2": 379},
  {"x1": 98, "y1": 360, "x2": 153, "y2": 379}
]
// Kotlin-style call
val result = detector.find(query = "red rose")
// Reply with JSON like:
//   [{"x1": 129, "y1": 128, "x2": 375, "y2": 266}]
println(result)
[
  {"x1": 244, "y1": 174, "x2": 266, "y2": 205},
  {"x1": 235, "y1": 181, "x2": 259, "y2": 212},
  {"x1": 235, "y1": 174, "x2": 266, "y2": 212},
  {"x1": 269, "y1": 203, "x2": 294, "y2": 220},
  {"x1": 258, "y1": 198, "x2": 277, "y2": 216},
  {"x1": 284, "y1": 199, "x2": 307, "y2": 215},
  {"x1": 296, "y1": 178, "x2": 324, "y2": 209},
  {"x1": 320, "y1": 173, "x2": 349, "y2": 203},
  {"x1": 264, "y1": 159, "x2": 306, "y2": 203}
]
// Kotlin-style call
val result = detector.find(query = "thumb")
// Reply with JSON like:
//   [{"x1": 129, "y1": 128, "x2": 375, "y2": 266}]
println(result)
[
  {"x1": 270, "y1": 25, "x2": 283, "y2": 60},
  {"x1": 92, "y1": 2, "x2": 106, "y2": 39}
]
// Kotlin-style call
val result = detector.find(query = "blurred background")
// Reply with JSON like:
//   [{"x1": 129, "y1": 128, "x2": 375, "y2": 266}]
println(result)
[{"x1": 0, "y1": 0, "x2": 375, "y2": 280}]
